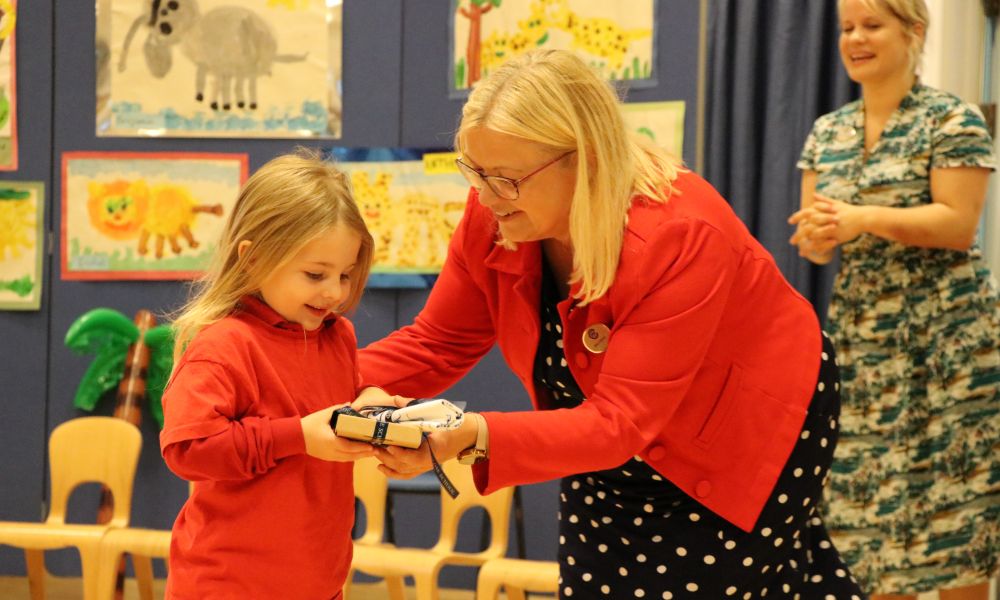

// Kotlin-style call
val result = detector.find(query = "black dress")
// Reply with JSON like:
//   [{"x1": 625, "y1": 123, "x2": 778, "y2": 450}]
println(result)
[{"x1": 533, "y1": 262, "x2": 867, "y2": 599}]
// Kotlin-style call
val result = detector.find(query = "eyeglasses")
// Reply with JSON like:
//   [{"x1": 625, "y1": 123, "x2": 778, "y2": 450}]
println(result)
[{"x1": 455, "y1": 150, "x2": 575, "y2": 201}]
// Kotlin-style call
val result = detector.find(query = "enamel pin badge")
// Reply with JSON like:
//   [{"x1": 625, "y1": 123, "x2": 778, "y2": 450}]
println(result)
[{"x1": 582, "y1": 324, "x2": 611, "y2": 354}]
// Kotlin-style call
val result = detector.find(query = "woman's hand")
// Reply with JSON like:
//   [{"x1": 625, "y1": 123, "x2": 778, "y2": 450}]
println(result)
[
  {"x1": 301, "y1": 404, "x2": 376, "y2": 462},
  {"x1": 807, "y1": 194, "x2": 868, "y2": 245}
]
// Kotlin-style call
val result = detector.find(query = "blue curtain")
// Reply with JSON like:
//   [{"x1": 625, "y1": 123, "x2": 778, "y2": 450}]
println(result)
[{"x1": 704, "y1": 0, "x2": 858, "y2": 318}]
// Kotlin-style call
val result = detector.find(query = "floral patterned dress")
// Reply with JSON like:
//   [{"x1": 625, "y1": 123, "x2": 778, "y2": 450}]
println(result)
[{"x1": 798, "y1": 83, "x2": 1000, "y2": 594}]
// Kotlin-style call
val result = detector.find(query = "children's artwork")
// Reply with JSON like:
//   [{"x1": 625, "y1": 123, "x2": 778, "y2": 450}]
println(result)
[
  {"x1": 96, "y1": 0, "x2": 342, "y2": 138},
  {"x1": 0, "y1": 181, "x2": 43, "y2": 310},
  {"x1": 452, "y1": 0, "x2": 656, "y2": 94},
  {"x1": 621, "y1": 100, "x2": 685, "y2": 158},
  {"x1": 327, "y1": 148, "x2": 470, "y2": 288},
  {"x1": 0, "y1": 1, "x2": 18, "y2": 170},
  {"x1": 61, "y1": 152, "x2": 247, "y2": 281}
]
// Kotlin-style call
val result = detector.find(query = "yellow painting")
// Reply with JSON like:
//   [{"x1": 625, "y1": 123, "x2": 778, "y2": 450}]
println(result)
[
  {"x1": 453, "y1": 0, "x2": 655, "y2": 92},
  {"x1": 0, "y1": 182, "x2": 43, "y2": 310},
  {"x1": 621, "y1": 100, "x2": 685, "y2": 158},
  {"x1": 334, "y1": 150, "x2": 469, "y2": 277}
]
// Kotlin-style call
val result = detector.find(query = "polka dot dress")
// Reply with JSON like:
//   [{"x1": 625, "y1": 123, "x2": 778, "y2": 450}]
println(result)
[{"x1": 534, "y1": 266, "x2": 866, "y2": 599}]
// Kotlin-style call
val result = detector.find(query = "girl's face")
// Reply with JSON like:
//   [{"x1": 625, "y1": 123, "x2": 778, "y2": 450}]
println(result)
[
  {"x1": 460, "y1": 127, "x2": 577, "y2": 246},
  {"x1": 253, "y1": 222, "x2": 361, "y2": 331},
  {"x1": 839, "y1": 0, "x2": 918, "y2": 85}
]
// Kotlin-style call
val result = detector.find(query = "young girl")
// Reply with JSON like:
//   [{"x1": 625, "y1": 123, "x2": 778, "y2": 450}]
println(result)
[{"x1": 161, "y1": 150, "x2": 390, "y2": 599}]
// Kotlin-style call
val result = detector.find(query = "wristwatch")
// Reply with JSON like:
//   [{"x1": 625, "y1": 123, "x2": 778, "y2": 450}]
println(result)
[{"x1": 457, "y1": 413, "x2": 489, "y2": 465}]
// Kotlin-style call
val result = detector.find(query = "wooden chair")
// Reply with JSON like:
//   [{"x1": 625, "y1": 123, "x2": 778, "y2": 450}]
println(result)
[
  {"x1": 95, "y1": 527, "x2": 170, "y2": 600},
  {"x1": 0, "y1": 417, "x2": 142, "y2": 600},
  {"x1": 349, "y1": 459, "x2": 514, "y2": 600},
  {"x1": 476, "y1": 558, "x2": 559, "y2": 600}
]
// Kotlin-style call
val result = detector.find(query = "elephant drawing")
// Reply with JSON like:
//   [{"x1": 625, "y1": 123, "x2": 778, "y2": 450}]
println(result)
[{"x1": 118, "y1": 0, "x2": 307, "y2": 111}]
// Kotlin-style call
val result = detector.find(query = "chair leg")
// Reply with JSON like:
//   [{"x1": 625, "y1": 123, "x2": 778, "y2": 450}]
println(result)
[
  {"x1": 507, "y1": 588, "x2": 527, "y2": 600},
  {"x1": 412, "y1": 572, "x2": 439, "y2": 600},
  {"x1": 132, "y1": 554, "x2": 156, "y2": 600},
  {"x1": 342, "y1": 567, "x2": 354, "y2": 600},
  {"x1": 475, "y1": 572, "x2": 501, "y2": 600},
  {"x1": 385, "y1": 574, "x2": 407, "y2": 600},
  {"x1": 80, "y1": 545, "x2": 103, "y2": 600},
  {"x1": 513, "y1": 487, "x2": 527, "y2": 560},
  {"x1": 24, "y1": 549, "x2": 45, "y2": 600}
]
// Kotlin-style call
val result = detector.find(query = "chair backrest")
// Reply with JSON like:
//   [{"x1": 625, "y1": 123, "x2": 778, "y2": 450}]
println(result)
[
  {"x1": 353, "y1": 456, "x2": 388, "y2": 546},
  {"x1": 432, "y1": 459, "x2": 514, "y2": 561},
  {"x1": 46, "y1": 416, "x2": 143, "y2": 528}
]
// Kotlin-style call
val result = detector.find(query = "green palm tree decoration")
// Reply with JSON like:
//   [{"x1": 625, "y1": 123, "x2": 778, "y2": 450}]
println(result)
[{"x1": 64, "y1": 308, "x2": 174, "y2": 428}]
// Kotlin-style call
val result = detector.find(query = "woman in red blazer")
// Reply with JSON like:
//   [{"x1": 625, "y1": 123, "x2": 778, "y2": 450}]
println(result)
[{"x1": 357, "y1": 49, "x2": 864, "y2": 599}]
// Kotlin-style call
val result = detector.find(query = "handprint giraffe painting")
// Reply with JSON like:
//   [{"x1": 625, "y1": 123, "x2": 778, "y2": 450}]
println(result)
[
  {"x1": 453, "y1": 0, "x2": 654, "y2": 91},
  {"x1": 62, "y1": 152, "x2": 247, "y2": 281}
]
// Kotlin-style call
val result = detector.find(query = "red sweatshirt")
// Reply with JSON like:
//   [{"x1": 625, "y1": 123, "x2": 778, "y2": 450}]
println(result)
[{"x1": 160, "y1": 296, "x2": 361, "y2": 599}]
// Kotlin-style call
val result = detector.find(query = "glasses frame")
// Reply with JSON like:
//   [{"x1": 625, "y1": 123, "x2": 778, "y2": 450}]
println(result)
[{"x1": 455, "y1": 150, "x2": 576, "y2": 200}]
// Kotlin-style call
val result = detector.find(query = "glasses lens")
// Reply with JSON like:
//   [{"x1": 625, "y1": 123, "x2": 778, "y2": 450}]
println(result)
[
  {"x1": 456, "y1": 159, "x2": 484, "y2": 189},
  {"x1": 487, "y1": 178, "x2": 518, "y2": 200}
]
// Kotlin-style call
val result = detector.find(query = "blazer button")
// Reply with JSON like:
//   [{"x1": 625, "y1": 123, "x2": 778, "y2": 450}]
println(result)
[
  {"x1": 574, "y1": 352, "x2": 589, "y2": 369},
  {"x1": 695, "y1": 480, "x2": 712, "y2": 498},
  {"x1": 647, "y1": 445, "x2": 666, "y2": 461}
]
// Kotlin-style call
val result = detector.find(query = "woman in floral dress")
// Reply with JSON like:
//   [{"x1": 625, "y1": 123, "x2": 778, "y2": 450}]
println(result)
[{"x1": 790, "y1": 0, "x2": 999, "y2": 598}]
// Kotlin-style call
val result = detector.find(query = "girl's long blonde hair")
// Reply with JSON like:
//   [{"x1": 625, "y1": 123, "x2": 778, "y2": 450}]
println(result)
[
  {"x1": 455, "y1": 49, "x2": 683, "y2": 305},
  {"x1": 171, "y1": 149, "x2": 374, "y2": 363}
]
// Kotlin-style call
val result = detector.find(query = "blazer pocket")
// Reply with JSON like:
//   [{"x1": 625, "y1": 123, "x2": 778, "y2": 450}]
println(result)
[{"x1": 695, "y1": 363, "x2": 742, "y2": 447}]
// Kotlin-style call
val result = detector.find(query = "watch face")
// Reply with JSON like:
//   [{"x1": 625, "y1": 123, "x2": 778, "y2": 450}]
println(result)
[{"x1": 458, "y1": 448, "x2": 486, "y2": 465}]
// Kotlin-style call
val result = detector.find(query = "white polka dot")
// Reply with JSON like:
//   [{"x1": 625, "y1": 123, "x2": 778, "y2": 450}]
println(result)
[
  {"x1": 601, "y1": 584, "x2": 610, "y2": 594},
  {"x1": 800, "y1": 430, "x2": 810, "y2": 440},
  {"x1": 564, "y1": 586, "x2": 573, "y2": 597},
  {"x1": 826, "y1": 595, "x2": 836, "y2": 600},
  {"x1": 567, "y1": 556, "x2": 575, "y2": 565},
  {"x1": 662, "y1": 593, "x2": 673, "y2": 600},
  {"x1": 590, "y1": 519, "x2": 599, "y2": 528},
  {"x1": 689, "y1": 512, "x2": 701, "y2": 522},
  {"x1": 820, "y1": 437, "x2": 828, "y2": 447},
  {"x1": 602, "y1": 517, "x2": 612, "y2": 524},
  {"x1": 635, "y1": 590, "x2": 645, "y2": 598},
  {"x1": 686, "y1": 583, "x2": 698, "y2": 592},
  {"x1": 836, "y1": 569, "x2": 846, "y2": 578},
  {"x1": 569, "y1": 514, "x2": 579, "y2": 523},
  {"x1": 598, "y1": 544, "x2": 608, "y2": 553},
  {"x1": 546, "y1": 356, "x2": 553, "y2": 366},
  {"x1": 820, "y1": 540, "x2": 832, "y2": 549},
  {"x1": 571, "y1": 481, "x2": 580, "y2": 490},
  {"x1": 803, "y1": 497, "x2": 811, "y2": 506},
  {"x1": 619, "y1": 567, "x2": 628, "y2": 576},
  {"x1": 743, "y1": 557, "x2": 753, "y2": 566},
  {"x1": 704, "y1": 555, "x2": 716, "y2": 564},
  {"x1": 793, "y1": 468, "x2": 803, "y2": 477},
  {"x1": 761, "y1": 527, "x2": 772, "y2": 537},
  {"x1": 621, "y1": 537, "x2": 630, "y2": 546},
  {"x1": 651, "y1": 535, "x2": 663, "y2": 543},
  {"x1": 656, "y1": 565, "x2": 667, "y2": 574},
  {"x1": 583, "y1": 573, "x2": 592, "y2": 582},
  {"x1": 774, "y1": 537, "x2": 783, "y2": 547},
  {"x1": 637, "y1": 553, "x2": 647, "y2": 563},
  {"x1": 676, "y1": 547, "x2": 687, "y2": 557},
  {"x1": 814, "y1": 466, "x2": 822, "y2": 475},
  {"x1": 584, "y1": 496, "x2": 594, "y2": 505},
  {"x1": 778, "y1": 494, "x2": 788, "y2": 504},
  {"x1": 560, "y1": 358, "x2": 567, "y2": 367},
  {"x1": 725, "y1": 587, "x2": 737, "y2": 596},
  {"x1": 817, "y1": 381, "x2": 825, "y2": 392},
  {"x1": 811, "y1": 575, "x2": 823, "y2": 583},
  {"x1": 830, "y1": 419, "x2": 836, "y2": 429},
  {"x1": 644, "y1": 503, "x2": 654, "y2": 513},
  {"x1": 578, "y1": 533, "x2": 587, "y2": 543},
  {"x1": 633, "y1": 517, "x2": 643, "y2": 526},
  {"x1": 724, "y1": 540, "x2": 736, "y2": 550},
  {"x1": 821, "y1": 351, "x2": 828, "y2": 360}
]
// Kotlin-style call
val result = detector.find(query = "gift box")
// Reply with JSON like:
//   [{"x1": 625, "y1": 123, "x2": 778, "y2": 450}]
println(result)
[{"x1": 330, "y1": 408, "x2": 423, "y2": 449}]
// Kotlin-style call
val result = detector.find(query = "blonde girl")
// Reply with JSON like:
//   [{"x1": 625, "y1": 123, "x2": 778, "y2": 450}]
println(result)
[{"x1": 161, "y1": 150, "x2": 390, "y2": 600}]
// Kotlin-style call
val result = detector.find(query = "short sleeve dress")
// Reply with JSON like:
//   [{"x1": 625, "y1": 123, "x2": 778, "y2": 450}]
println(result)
[{"x1": 797, "y1": 83, "x2": 1000, "y2": 594}]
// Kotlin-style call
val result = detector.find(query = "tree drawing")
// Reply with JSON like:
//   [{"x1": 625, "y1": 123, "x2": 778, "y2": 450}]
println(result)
[{"x1": 457, "y1": 0, "x2": 502, "y2": 88}]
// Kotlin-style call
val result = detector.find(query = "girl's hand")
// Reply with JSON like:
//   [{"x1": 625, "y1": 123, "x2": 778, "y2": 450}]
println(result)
[
  {"x1": 372, "y1": 415, "x2": 480, "y2": 478},
  {"x1": 301, "y1": 404, "x2": 376, "y2": 462}
]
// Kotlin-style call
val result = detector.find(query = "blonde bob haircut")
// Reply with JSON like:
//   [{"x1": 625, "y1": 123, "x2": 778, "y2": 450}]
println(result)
[
  {"x1": 840, "y1": 0, "x2": 928, "y2": 73},
  {"x1": 171, "y1": 149, "x2": 374, "y2": 362},
  {"x1": 455, "y1": 48, "x2": 683, "y2": 305}
]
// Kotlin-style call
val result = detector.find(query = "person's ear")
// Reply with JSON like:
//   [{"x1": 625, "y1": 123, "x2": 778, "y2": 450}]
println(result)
[{"x1": 237, "y1": 240, "x2": 252, "y2": 260}]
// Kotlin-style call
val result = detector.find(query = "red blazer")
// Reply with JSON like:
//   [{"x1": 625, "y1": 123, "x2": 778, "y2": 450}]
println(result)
[{"x1": 358, "y1": 171, "x2": 822, "y2": 532}]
